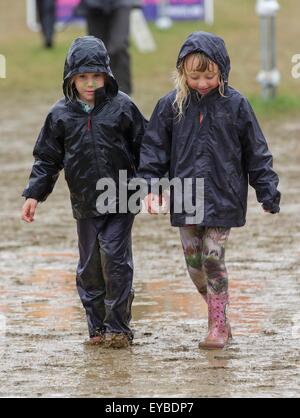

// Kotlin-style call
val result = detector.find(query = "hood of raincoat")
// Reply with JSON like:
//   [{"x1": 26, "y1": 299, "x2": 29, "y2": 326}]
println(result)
[
  {"x1": 176, "y1": 31, "x2": 231, "y2": 85},
  {"x1": 62, "y1": 36, "x2": 118, "y2": 99}
]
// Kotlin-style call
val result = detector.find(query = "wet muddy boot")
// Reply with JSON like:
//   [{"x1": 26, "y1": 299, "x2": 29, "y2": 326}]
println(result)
[
  {"x1": 199, "y1": 293, "x2": 232, "y2": 350},
  {"x1": 84, "y1": 334, "x2": 105, "y2": 346},
  {"x1": 104, "y1": 333, "x2": 133, "y2": 349}
]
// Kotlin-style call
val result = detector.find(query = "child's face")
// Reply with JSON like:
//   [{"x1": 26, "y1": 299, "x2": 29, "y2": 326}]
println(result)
[
  {"x1": 73, "y1": 73, "x2": 106, "y2": 105},
  {"x1": 185, "y1": 55, "x2": 219, "y2": 96}
]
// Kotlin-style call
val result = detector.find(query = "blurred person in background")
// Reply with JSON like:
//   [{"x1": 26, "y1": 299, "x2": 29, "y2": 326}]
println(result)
[
  {"x1": 76, "y1": 0, "x2": 141, "y2": 95},
  {"x1": 36, "y1": 0, "x2": 56, "y2": 48}
]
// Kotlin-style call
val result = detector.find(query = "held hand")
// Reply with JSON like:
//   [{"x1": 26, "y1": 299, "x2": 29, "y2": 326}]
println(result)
[
  {"x1": 262, "y1": 193, "x2": 281, "y2": 214},
  {"x1": 262, "y1": 205, "x2": 279, "y2": 214},
  {"x1": 144, "y1": 193, "x2": 168, "y2": 215},
  {"x1": 22, "y1": 198, "x2": 38, "y2": 223},
  {"x1": 144, "y1": 193, "x2": 159, "y2": 214}
]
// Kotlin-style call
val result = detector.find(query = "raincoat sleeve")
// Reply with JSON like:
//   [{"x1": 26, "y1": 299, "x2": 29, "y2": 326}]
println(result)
[
  {"x1": 124, "y1": 102, "x2": 148, "y2": 168},
  {"x1": 238, "y1": 98, "x2": 281, "y2": 213},
  {"x1": 22, "y1": 112, "x2": 65, "y2": 202},
  {"x1": 137, "y1": 97, "x2": 173, "y2": 189}
]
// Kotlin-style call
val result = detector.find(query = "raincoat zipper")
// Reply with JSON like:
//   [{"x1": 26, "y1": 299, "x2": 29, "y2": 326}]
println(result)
[
  {"x1": 88, "y1": 113, "x2": 91, "y2": 131},
  {"x1": 86, "y1": 112, "x2": 102, "y2": 181}
]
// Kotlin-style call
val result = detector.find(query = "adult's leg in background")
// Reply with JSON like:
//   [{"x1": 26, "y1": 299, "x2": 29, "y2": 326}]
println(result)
[
  {"x1": 106, "y1": 7, "x2": 132, "y2": 94},
  {"x1": 86, "y1": 8, "x2": 109, "y2": 46},
  {"x1": 36, "y1": 0, "x2": 56, "y2": 47}
]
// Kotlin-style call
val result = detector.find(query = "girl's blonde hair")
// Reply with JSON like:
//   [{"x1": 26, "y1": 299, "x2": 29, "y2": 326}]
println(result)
[{"x1": 173, "y1": 52, "x2": 225, "y2": 118}]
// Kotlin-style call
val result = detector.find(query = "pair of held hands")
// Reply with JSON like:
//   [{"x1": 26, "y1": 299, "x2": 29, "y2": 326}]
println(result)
[
  {"x1": 21, "y1": 194, "x2": 169, "y2": 223},
  {"x1": 21, "y1": 193, "x2": 275, "y2": 223}
]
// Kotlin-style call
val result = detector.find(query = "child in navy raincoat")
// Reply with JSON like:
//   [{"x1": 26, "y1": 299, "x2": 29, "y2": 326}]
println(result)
[
  {"x1": 138, "y1": 32, "x2": 281, "y2": 349},
  {"x1": 22, "y1": 36, "x2": 147, "y2": 348}
]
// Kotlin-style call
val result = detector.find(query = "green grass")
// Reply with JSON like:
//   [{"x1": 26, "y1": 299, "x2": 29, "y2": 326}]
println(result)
[
  {"x1": 248, "y1": 95, "x2": 300, "y2": 119},
  {"x1": 1, "y1": 0, "x2": 299, "y2": 119}
]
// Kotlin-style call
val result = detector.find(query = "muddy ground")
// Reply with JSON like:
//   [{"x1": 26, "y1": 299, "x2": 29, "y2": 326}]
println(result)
[{"x1": 0, "y1": 98, "x2": 299, "y2": 398}]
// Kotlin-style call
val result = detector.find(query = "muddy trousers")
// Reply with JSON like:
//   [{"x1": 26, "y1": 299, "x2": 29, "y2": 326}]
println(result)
[
  {"x1": 76, "y1": 213, "x2": 135, "y2": 338},
  {"x1": 179, "y1": 226, "x2": 230, "y2": 297}
]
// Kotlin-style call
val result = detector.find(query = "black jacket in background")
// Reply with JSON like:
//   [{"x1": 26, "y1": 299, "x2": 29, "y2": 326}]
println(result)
[
  {"x1": 22, "y1": 36, "x2": 147, "y2": 219},
  {"x1": 79, "y1": 0, "x2": 141, "y2": 14},
  {"x1": 138, "y1": 32, "x2": 281, "y2": 227}
]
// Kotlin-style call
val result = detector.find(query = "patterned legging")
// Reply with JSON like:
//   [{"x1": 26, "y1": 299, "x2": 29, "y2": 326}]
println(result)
[{"x1": 179, "y1": 226, "x2": 230, "y2": 296}]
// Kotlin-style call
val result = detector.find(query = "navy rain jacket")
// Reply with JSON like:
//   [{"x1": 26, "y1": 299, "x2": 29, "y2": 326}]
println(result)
[
  {"x1": 138, "y1": 31, "x2": 281, "y2": 227},
  {"x1": 22, "y1": 36, "x2": 147, "y2": 219}
]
